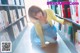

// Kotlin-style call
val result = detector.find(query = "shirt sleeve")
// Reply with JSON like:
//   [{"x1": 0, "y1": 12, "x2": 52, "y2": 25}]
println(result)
[
  {"x1": 34, "y1": 23, "x2": 43, "y2": 37},
  {"x1": 48, "y1": 9, "x2": 64, "y2": 24}
]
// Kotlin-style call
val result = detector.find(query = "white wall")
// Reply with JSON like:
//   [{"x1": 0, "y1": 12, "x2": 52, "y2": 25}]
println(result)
[{"x1": 24, "y1": 0, "x2": 48, "y2": 22}]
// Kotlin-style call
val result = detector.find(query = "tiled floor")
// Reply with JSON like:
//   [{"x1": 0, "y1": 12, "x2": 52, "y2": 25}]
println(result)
[{"x1": 13, "y1": 23, "x2": 71, "y2": 53}]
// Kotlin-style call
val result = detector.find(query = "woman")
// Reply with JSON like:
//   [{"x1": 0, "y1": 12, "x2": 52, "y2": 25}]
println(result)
[{"x1": 28, "y1": 5, "x2": 64, "y2": 48}]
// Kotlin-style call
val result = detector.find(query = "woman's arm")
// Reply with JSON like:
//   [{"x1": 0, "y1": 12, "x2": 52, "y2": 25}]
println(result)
[
  {"x1": 48, "y1": 9, "x2": 64, "y2": 24},
  {"x1": 30, "y1": 18, "x2": 45, "y2": 47},
  {"x1": 34, "y1": 22, "x2": 46, "y2": 47}
]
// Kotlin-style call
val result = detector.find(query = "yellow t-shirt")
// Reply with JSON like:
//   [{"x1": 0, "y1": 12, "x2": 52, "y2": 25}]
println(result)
[{"x1": 34, "y1": 9, "x2": 64, "y2": 37}]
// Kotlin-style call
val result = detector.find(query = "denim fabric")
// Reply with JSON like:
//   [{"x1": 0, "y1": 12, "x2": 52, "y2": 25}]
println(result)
[
  {"x1": 30, "y1": 23, "x2": 57, "y2": 45},
  {"x1": 42, "y1": 23, "x2": 57, "y2": 38}
]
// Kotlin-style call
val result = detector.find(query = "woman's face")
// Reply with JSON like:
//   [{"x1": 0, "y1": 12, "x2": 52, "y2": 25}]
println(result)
[
  {"x1": 35, "y1": 12, "x2": 46, "y2": 22},
  {"x1": 35, "y1": 12, "x2": 44, "y2": 19}
]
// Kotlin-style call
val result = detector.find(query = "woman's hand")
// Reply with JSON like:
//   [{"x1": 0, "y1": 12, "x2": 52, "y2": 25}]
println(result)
[
  {"x1": 63, "y1": 20, "x2": 69, "y2": 24},
  {"x1": 41, "y1": 44, "x2": 47, "y2": 48}
]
